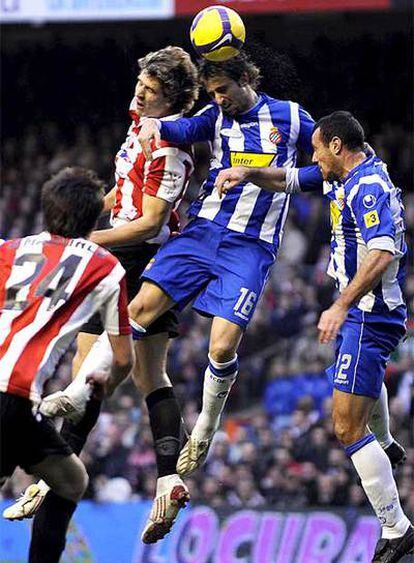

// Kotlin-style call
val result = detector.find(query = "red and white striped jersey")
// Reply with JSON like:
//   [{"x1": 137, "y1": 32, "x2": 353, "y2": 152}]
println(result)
[
  {"x1": 111, "y1": 97, "x2": 194, "y2": 244},
  {"x1": 0, "y1": 232, "x2": 130, "y2": 403}
]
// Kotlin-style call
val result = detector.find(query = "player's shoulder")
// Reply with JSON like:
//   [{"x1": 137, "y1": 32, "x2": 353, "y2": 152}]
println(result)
[
  {"x1": 0, "y1": 238, "x2": 19, "y2": 260},
  {"x1": 86, "y1": 240, "x2": 117, "y2": 264},
  {"x1": 2, "y1": 231, "x2": 50, "y2": 252},
  {"x1": 260, "y1": 92, "x2": 283, "y2": 106},
  {"x1": 150, "y1": 140, "x2": 194, "y2": 166},
  {"x1": 256, "y1": 92, "x2": 285, "y2": 112},
  {"x1": 259, "y1": 94, "x2": 309, "y2": 120},
  {"x1": 345, "y1": 156, "x2": 391, "y2": 201},
  {"x1": 194, "y1": 102, "x2": 219, "y2": 118},
  {"x1": 0, "y1": 238, "x2": 18, "y2": 250}
]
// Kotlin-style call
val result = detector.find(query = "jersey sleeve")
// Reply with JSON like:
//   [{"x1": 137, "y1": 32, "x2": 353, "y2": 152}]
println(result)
[
  {"x1": 143, "y1": 146, "x2": 193, "y2": 203},
  {"x1": 348, "y1": 182, "x2": 396, "y2": 253},
  {"x1": 298, "y1": 164, "x2": 323, "y2": 193},
  {"x1": 297, "y1": 106, "x2": 315, "y2": 154},
  {"x1": 285, "y1": 164, "x2": 323, "y2": 194},
  {"x1": 159, "y1": 104, "x2": 218, "y2": 144},
  {"x1": 99, "y1": 263, "x2": 131, "y2": 335}
]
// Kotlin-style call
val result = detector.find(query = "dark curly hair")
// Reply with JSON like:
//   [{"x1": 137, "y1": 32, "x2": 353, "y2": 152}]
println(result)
[
  {"x1": 198, "y1": 51, "x2": 261, "y2": 89},
  {"x1": 198, "y1": 43, "x2": 302, "y2": 101},
  {"x1": 138, "y1": 46, "x2": 199, "y2": 114},
  {"x1": 42, "y1": 167, "x2": 105, "y2": 238}
]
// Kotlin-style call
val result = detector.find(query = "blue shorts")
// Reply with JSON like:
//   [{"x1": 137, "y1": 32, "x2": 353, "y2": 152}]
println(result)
[
  {"x1": 327, "y1": 308, "x2": 406, "y2": 399},
  {"x1": 141, "y1": 218, "x2": 275, "y2": 329}
]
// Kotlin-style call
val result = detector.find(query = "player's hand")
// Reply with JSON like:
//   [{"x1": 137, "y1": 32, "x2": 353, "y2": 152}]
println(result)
[
  {"x1": 138, "y1": 118, "x2": 161, "y2": 161},
  {"x1": 215, "y1": 166, "x2": 250, "y2": 198},
  {"x1": 317, "y1": 303, "x2": 348, "y2": 344}
]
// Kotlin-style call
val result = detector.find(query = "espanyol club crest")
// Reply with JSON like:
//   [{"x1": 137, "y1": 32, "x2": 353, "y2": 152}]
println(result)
[{"x1": 269, "y1": 127, "x2": 282, "y2": 145}]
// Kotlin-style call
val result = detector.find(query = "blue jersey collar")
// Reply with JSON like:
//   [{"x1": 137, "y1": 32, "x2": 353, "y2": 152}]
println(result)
[{"x1": 343, "y1": 155, "x2": 377, "y2": 183}]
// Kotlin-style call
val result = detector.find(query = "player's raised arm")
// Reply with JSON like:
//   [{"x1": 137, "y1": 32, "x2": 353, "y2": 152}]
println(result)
[
  {"x1": 138, "y1": 105, "x2": 217, "y2": 161},
  {"x1": 138, "y1": 119, "x2": 162, "y2": 160}
]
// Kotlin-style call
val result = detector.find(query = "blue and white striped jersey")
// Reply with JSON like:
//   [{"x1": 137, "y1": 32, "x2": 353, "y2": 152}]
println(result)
[
  {"x1": 159, "y1": 93, "x2": 314, "y2": 250},
  {"x1": 324, "y1": 155, "x2": 406, "y2": 316}
]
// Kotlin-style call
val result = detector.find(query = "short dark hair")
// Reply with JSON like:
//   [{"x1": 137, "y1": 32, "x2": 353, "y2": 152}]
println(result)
[
  {"x1": 314, "y1": 111, "x2": 365, "y2": 151},
  {"x1": 198, "y1": 51, "x2": 261, "y2": 89},
  {"x1": 41, "y1": 167, "x2": 105, "y2": 238},
  {"x1": 138, "y1": 46, "x2": 199, "y2": 114}
]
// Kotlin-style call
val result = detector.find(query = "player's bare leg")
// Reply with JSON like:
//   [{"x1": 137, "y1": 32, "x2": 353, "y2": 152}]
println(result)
[
  {"x1": 27, "y1": 453, "x2": 88, "y2": 563},
  {"x1": 3, "y1": 332, "x2": 99, "y2": 521},
  {"x1": 333, "y1": 389, "x2": 413, "y2": 561},
  {"x1": 132, "y1": 333, "x2": 189, "y2": 544},
  {"x1": 128, "y1": 281, "x2": 175, "y2": 332},
  {"x1": 177, "y1": 317, "x2": 242, "y2": 476}
]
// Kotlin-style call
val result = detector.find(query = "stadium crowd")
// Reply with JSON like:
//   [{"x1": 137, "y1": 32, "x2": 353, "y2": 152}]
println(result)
[{"x1": 1, "y1": 120, "x2": 413, "y2": 517}]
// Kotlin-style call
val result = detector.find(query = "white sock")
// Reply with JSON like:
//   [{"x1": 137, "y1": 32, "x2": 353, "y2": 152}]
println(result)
[
  {"x1": 65, "y1": 332, "x2": 114, "y2": 404},
  {"x1": 156, "y1": 474, "x2": 182, "y2": 497},
  {"x1": 349, "y1": 436, "x2": 411, "y2": 539},
  {"x1": 368, "y1": 383, "x2": 393, "y2": 449},
  {"x1": 192, "y1": 355, "x2": 238, "y2": 440}
]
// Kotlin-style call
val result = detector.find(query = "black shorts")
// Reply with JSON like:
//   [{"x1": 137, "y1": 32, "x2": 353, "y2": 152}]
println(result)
[
  {"x1": 0, "y1": 392, "x2": 72, "y2": 479},
  {"x1": 81, "y1": 242, "x2": 179, "y2": 338}
]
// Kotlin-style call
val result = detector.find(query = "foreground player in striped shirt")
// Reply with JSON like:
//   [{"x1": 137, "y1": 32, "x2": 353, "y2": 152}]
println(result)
[
  {"x1": 0, "y1": 167, "x2": 134, "y2": 563},
  {"x1": 4, "y1": 47, "x2": 199, "y2": 544},
  {"x1": 130, "y1": 51, "x2": 316, "y2": 476},
  {"x1": 215, "y1": 111, "x2": 414, "y2": 563}
]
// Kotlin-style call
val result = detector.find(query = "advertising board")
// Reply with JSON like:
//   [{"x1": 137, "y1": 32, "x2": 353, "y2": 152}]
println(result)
[{"x1": 0, "y1": 500, "x2": 380, "y2": 562}]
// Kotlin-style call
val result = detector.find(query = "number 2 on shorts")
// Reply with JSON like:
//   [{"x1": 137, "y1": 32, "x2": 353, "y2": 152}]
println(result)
[{"x1": 337, "y1": 353, "x2": 352, "y2": 380}]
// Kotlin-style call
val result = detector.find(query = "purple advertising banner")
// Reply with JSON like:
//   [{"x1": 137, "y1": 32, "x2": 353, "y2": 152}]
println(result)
[
  {"x1": 134, "y1": 505, "x2": 380, "y2": 562},
  {"x1": 0, "y1": 500, "x2": 380, "y2": 562}
]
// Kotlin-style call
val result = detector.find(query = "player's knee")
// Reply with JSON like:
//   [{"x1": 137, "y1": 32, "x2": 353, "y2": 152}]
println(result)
[
  {"x1": 332, "y1": 414, "x2": 365, "y2": 447},
  {"x1": 128, "y1": 295, "x2": 146, "y2": 321},
  {"x1": 55, "y1": 458, "x2": 89, "y2": 502},
  {"x1": 209, "y1": 337, "x2": 236, "y2": 363},
  {"x1": 68, "y1": 463, "x2": 89, "y2": 502},
  {"x1": 209, "y1": 343, "x2": 236, "y2": 364}
]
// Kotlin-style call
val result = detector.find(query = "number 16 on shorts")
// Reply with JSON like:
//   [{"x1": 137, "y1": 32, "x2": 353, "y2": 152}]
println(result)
[{"x1": 234, "y1": 287, "x2": 257, "y2": 321}]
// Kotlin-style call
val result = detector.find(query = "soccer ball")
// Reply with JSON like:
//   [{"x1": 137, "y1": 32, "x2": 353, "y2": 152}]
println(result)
[{"x1": 190, "y1": 5, "x2": 246, "y2": 62}]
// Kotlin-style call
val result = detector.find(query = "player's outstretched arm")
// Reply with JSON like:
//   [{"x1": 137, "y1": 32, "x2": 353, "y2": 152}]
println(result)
[
  {"x1": 215, "y1": 164, "x2": 323, "y2": 197},
  {"x1": 318, "y1": 249, "x2": 394, "y2": 344},
  {"x1": 215, "y1": 166, "x2": 287, "y2": 197},
  {"x1": 138, "y1": 106, "x2": 216, "y2": 160}
]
